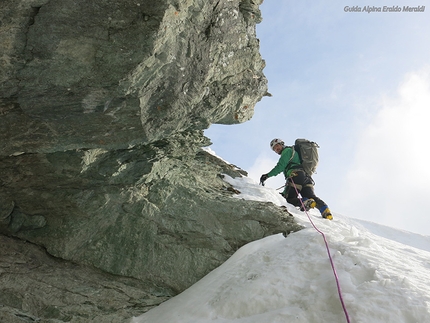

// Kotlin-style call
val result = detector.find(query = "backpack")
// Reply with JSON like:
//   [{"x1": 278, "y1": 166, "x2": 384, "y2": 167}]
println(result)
[{"x1": 292, "y1": 138, "x2": 320, "y2": 176}]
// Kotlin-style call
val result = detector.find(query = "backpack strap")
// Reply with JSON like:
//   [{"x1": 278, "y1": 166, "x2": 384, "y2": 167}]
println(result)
[{"x1": 285, "y1": 146, "x2": 302, "y2": 171}]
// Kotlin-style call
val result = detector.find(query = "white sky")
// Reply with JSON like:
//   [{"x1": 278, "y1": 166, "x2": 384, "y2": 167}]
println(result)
[
  {"x1": 132, "y1": 176, "x2": 430, "y2": 323},
  {"x1": 205, "y1": 0, "x2": 430, "y2": 236}
]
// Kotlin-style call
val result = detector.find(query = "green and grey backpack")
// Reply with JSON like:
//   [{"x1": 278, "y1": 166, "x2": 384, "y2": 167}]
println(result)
[{"x1": 292, "y1": 138, "x2": 320, "y2": 176}]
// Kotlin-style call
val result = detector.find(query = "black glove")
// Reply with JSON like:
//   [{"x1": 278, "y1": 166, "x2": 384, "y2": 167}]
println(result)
[{"x1": 260, "y1": 174, "x2": 269, "y2": 185}]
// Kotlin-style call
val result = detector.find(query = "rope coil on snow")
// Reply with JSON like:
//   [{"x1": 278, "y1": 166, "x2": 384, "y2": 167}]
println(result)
[{"x1": 289, "y1": 178, "x2": 351, "y2": 323}]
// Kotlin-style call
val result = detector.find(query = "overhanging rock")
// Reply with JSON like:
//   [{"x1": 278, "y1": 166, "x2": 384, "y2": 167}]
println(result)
[{"x1": 0, "y1": 0, "x2": 301, "y2": 321}]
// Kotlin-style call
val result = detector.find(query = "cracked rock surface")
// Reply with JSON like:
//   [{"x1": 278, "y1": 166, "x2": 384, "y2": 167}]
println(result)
[
  {"x1": 0, "y1": 235, "x2": 173, "y2": 323},
  {"x1": 0, "y1": 0, "x2": 302, "y2": 321}
]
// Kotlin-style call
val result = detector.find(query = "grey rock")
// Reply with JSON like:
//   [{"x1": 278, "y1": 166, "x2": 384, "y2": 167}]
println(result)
[
  {"x1": 0, "y1": 198, "x2": 47, "y2": 233},
  {"x1": 0, "y1": 131, "x2": 302, "y2": 292},
  {"x1": 1, "y1": 0, "x2": 267, "y2": 155},
  {"x1": 0, "y1": 198, "x2": 14, "y2": 221},
  {"x1": 0, "y1": 234, "x2": 174, "y2": 322},
  {"x1": 0, "y1": 0, "x2": 303, "y2": 321},
  {"x1": 7, "y1": 209, "x2": 46, "y2": 233}
]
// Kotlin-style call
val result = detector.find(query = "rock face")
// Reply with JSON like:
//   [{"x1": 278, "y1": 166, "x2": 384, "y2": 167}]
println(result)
[
  {"x1": 0, "y1": 234, "x2": 171, "y2": 323},
  {"x1": 0, "y1": 0, "x2": 302, "y2": 322},
  {"x1": 1, "y1": 0, "x2": 268, "y2": 155}
]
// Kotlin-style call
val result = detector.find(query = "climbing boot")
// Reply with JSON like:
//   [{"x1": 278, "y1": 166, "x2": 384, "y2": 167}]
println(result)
[
  {"x1": 301, "y1": 198, "x2": 316, "y2": 211},
  {"x1": 322, "y1": 208, "x2": 333, "y2": 220}
]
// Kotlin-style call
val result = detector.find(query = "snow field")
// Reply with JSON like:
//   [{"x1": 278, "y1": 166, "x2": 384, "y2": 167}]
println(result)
[{"x1": 131, "y1": 175, "x2": 430, "y2": 323}]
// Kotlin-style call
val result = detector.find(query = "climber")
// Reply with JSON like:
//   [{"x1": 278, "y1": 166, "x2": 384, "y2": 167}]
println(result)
[{"x1": 260, "y1": 138, "x2": 333, "y2": 220}]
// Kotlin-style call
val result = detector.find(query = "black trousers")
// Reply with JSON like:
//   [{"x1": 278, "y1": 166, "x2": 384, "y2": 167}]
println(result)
[{"x1": 283, "y1": 170, "x2": 328, "y2": 211}]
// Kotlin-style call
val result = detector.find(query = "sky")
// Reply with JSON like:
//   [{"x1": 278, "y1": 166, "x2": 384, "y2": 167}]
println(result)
[
  {"x1": 131, "y1": 175, "x2": 430, "y2": 323},
  {"x1": 204, "y1": 0, "x2": 430, "y2": 236}
]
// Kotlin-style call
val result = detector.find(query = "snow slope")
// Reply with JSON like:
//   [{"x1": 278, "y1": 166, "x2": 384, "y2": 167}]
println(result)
[{"x1": 131, "y1": 175, "x2": 430, "y2": 323}]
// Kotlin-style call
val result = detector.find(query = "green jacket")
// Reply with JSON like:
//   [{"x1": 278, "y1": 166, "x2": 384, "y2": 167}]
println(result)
[{"x1": 267, "y1": 147, "x2": 302, "y2": 179}]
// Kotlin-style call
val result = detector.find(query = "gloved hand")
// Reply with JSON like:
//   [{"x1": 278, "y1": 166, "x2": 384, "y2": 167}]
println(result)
[{"x1": 260, "y1": 174, "x2": 269, "y2": 185}]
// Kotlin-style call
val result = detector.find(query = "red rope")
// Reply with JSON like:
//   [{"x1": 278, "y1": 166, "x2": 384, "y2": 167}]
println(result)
[{"x1": 289, "y1": 178, "x2": 351, "y2": 323}]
